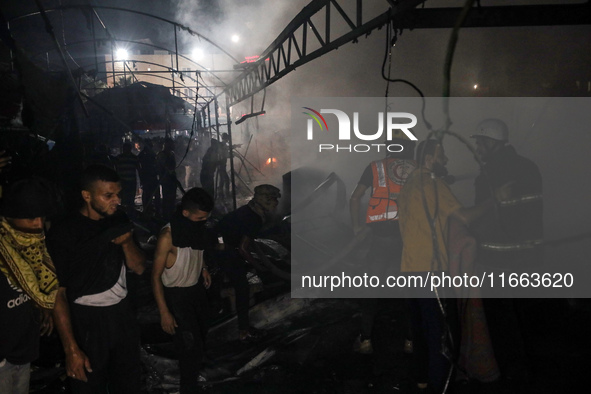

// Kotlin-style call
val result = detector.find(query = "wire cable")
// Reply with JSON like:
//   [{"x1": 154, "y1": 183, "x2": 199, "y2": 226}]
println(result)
[{"x1": 381, "y1": 19, "x2": 432, "y2": 130}]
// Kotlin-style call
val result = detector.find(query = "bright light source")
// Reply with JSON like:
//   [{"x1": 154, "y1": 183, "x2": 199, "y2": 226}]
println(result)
[
  {"x1": 231, "y1": 34, "x2": 240, "y2": 43},
  {"x1": 192, "y1": 48, "x2": 204, "y2": 60},
  {"x1": 473, "y1": 84, "x2": 478, "y2": 89},
  {"x1": 115, "y1": 48, "x2": 129, "y2": 60}
]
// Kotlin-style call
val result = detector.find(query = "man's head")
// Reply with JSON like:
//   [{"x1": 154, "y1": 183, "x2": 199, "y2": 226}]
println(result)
[
  {"x1": 221, "y1": 133, "x2": 229, "y2": 142},
  {"x1": 416, "y1": 139, "x2": 448, "y2": 177},
  {"x1": 1, "y1": 177, "x2": 55, "y2": 233},
  {"x1": 471, "y1": 119, "x2": 508, "y2": 162},
  {"x1": 80, "y1": 164, "x2": 121, "y2": 219},
  {"x1": 180, "y1": 188, "x2": 214, "y2": 222},
  {"x1": 252, "y1": 184, "x2": 281, "y2": 213}
]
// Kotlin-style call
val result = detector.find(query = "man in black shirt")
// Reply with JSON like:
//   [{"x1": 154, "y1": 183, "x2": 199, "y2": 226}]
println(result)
[
  {"x1": 0, "y1": 178, "x2": 58, "y2": 394},
  {"x1": 138, "y1": 139, "x2": 161, "y2": 215},
  {"x1": 218, "y1": 184, "x2": 280, "y2": 341},
  {"x1": 48, "y1": 165, "x2": 145, "y2": 394}
]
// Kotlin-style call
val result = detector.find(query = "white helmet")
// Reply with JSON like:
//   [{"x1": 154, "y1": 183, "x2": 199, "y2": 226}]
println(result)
[{"x1": 471, "y1": 118, "x2": 509, "y2": 142}]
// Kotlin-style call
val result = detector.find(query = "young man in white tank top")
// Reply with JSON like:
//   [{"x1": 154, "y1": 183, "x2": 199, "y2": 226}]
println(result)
[{"x1": 151, "y1": 188, "x2": 214, "y2": 394}]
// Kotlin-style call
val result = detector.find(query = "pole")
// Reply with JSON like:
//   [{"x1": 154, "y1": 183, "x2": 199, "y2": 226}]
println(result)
[
  {"x1": 225, "y1": 94, "x2": 237, "y2": 210},
  {"x1": 110, "y1": 40, "x2": 115, "y2": 86}
]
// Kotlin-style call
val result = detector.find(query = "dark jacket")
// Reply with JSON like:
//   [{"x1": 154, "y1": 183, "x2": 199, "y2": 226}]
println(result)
[{"x1": 472, "y1": 145, "x2": 543, "y2": 269}]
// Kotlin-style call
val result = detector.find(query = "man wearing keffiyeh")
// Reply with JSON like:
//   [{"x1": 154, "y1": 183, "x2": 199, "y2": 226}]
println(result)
[{"x1": 0, "y1": 177, "x2": 58, "y2": 394}]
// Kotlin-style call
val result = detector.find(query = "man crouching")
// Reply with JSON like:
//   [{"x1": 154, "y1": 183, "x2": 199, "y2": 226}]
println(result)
[{"x1": 151, "y1": 188, "x2": 214, "y2": 393}]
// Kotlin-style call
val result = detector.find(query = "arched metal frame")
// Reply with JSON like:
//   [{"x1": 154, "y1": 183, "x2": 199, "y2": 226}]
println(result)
[
  {"x1": 7, "y1": 4, "x2": 240, "y2": 135},
  {"x1": 79, "y1": 66, "x2": 213, "y2": 103},
  {"x1": 56, "y1": 38, "x2": 234, "y2": 94},
  {"x1": 9, "y1": 5, "x2": 240, "y2": 64},
  {"x1": 77, "y1": 58, "x2": 220, "y2": 100},
  {"x1": 6, "y1": 3, "x2": 243, "y2": 205}
]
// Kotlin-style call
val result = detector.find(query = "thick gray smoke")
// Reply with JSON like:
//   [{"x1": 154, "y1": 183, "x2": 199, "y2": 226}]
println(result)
[
  {"x1": 72, "y1": 1, "x2": 590, "y2": 263},
  {"x1": 168, "y1": 1, "x2": 591, "y2": 243}
]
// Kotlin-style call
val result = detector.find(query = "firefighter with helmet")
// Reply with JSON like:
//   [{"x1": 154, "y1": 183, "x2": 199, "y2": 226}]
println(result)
[{"x1": 471, "y1": 118, "x2": 543, "y2": 383}]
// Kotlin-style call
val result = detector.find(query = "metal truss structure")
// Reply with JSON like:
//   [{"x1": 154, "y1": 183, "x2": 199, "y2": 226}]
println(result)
[
  {"x1": 225, "y1": 0, "x2": 425, "y2": 107},
  {"x1": 222, "y1": 0, "x2": 591, "y2": 107}
]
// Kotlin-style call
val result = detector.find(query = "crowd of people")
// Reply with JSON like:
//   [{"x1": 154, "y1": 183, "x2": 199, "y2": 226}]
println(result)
[
  {"x1": 0, "y1": 117, "x2": 543, "y2": 394},
  {"x1": 0, "y1": 133, "x2": 282, "y2": 393},
  {"x1": 85, "y1": 133, "x2": 234, "y2": 222}
]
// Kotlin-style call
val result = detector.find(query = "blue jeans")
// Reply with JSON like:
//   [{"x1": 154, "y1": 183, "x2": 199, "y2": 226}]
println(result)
[{"x1": 0, "y1": 359, "x2": 30, "y2": 394}]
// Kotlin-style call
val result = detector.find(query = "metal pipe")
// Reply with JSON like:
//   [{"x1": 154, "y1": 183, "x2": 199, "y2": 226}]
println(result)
[{"x1": 226, "y1": 94, "x2": 237, "y2": 210}]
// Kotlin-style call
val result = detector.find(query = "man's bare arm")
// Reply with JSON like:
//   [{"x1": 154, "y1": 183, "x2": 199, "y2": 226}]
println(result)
[
  {"x1": 40, "y1": 308, "x2": 53, "y2": 336},
  {"x1": 112, "y1": 231, "x2": 146, "y2": 274},
  {"x1": 151, "y1": 228, "x2": 177, "y2": 335},
  {"x1": 52, "y1": 287, "x2": 92, "y2": 382}
]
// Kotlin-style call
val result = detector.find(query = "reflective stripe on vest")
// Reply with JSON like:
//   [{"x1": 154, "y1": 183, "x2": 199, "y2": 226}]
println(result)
[
  {"x1": 366, "y1": 158, "x2": 416, "y2": 223},
  {"x1": 376, "y1": 161, "x2": 387, "y2": 188},
  {"x1": 479, "y1": 239, "x2": 543, "y2": 251},
  {"x1": 499, "y1": 193, "x2": 543, "y2": 207}
]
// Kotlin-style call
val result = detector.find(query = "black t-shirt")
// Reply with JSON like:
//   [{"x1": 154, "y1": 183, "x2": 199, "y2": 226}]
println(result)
[
  {"x1": 0, "y1": 272, "x2": 39, "y2": 364},
  {"x1": 138, "y1": 149, "x2": 158, "y2": 183},
  {"x1": 47, "y1": 211, "x2": 131, "y2": 302},
  {"x1": 472, "y1": 145, "x2": 543, "y2": 266},
  {"x1": 201, "y1": 146, "x2": 218, "y2": 176},
  {"x1": 218, "y1": 205, "x2": 263, "y2": 249},
  {"x1": 156, "y1": 151, "x2": 177, "y2": 185}
]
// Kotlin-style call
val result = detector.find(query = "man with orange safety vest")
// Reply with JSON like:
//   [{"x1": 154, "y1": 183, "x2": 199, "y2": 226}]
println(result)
[{"x1": 349, "y1": 138, "x2": 416, "y2": 354}]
